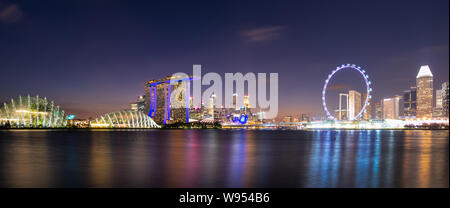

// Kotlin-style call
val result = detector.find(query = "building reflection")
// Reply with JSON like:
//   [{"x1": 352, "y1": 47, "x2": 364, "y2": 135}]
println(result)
[
  {"x1": 2, "y1": 131, "x2": 52, "y2": 187},
  {"x1": 89, "y1": 131, "x2": 112, "y2": 187},
  {"x1": 0, "y1": 129, "x2": 447, "y2": 188}
]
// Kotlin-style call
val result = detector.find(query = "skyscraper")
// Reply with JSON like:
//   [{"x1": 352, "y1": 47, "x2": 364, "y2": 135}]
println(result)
[
  {"x1": 145, "y1": 76, "x2": 191, "y2": 124},
  {"x1": 416, "y1": 65, "x2": 433, "y2": 118},
  {"x1": 436, "y1": 89, "x2": 443, "y2": 108},
  {"x1": 363, "y1": 92, "x2": 371, "y2": 120},
  {"x1": 442, "y1": 82, "x2": 449, "y2": 117},
  {"x1": 382, "y1": 96, "x2": 402, "y2": 119},
  {"x1": 393, "y1": 95, "x2": 403, "y2": 119},
  {"x1": 348, "y1": 90, "x2": 361, "y2": 120},
  {"x1": 375, "y1": 102, "x2": 382, "y2": 119},
  {"x1": 383, "y1": 98, "x2": 394, "y2": 119},
  {"x1": 403, "y1": 87, "x2": 417, "y2": 118},
  {"x1": 433, "y1": 89, "x2": 443, "y2": 117}
]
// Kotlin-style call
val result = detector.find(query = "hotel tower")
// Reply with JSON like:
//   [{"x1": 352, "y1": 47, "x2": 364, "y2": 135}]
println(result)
[{"x1": 416, "y1": 65, "x2": 433, "y2": 118}]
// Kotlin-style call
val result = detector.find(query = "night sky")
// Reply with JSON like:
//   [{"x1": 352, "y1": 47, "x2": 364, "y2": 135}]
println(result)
[{"x1": 0, "y1": 0, "x2": 448, "y2": 119}]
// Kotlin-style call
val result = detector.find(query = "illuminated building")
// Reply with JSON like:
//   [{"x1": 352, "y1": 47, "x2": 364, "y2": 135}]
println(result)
[
  {"x1": 208, "y1": 94, "x2": 216, "y2": 119},
  {"x1": 348, "y1": 90, "x2": 361, "y2": 120},
  {"x1": 382, "y1": 98, "x2": 394, "y2": 119},
  {"x1": 436, "y1": 89, "x2": 443, "y2": 108},
  {"x1": 145, "y1": 76, "x2": 192, "y2": 124},
  {"x1": 416, "y1": 65, "x2": 433, "y2": 118},
  {"x1": 375, "y1": 102, "x2": 382, "y2": 119},
  {"x1": 243, "y1": 95, "x2": 250, "y2": 108},
  {"x1": 130, "y1": 103, "x2": 138, "y2": 111},
  {"x1": 283, "y1": 116, "x2": 292, "y2": 123},
  {"x1": 403, "y1": 87, "x2": 417, "y2": 117},
  {"x1": 232, "y1": 93, "x2": 238, "y2": 110},
  {"x1": 337, "y1": 93, "x2": 349, "y2": 120},
  {"x1": 334, "y1": 109, "x2": 347, "y2": 120},
  {"x1": 433, "y1": 89, "x2": 443, "y2": 117},
  {"x1": 442, "y1": 82, "x2": 449, "y2": 117},
  {"x1": 382, "y1": 96, "x2": 402, "y2": 119},
  {"x1": 301, "y1": 113, "x2": 309, "y2": 122},
  {"x1": 393, "y1": 95, "x2": 403, "y2": 119},
  {"x1": 90, "y1": 110, "x2": 160, "y2": 128},
  {"x1": 363, "y1": 92, "x2": 371, "y2": 120},
  {"x1": 0, "y1": 95, "x2": 67, "y2": 128}
]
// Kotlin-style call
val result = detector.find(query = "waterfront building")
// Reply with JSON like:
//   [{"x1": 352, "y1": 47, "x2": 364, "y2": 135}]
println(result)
[
  {"x1": 334, "y1": 109, "x2": 347, "y2": 120},
  {"x1": 436, "y1": 89, "x2": 443, "y2": 108},
  {"x1": 416, "y1": 65, "x2": 433, "y2": 118},
  {"x1": 145, "y1": 76, "x2": 192, "y2": 124},
  {"x1": 301, "y1": 113, "x2": 310, "y2": 122},
  {"x1": 375, "y1": 102, "x2": 382, "y2": 119},
  {"x1": 90, "y1": 110, "x2": 160, "y2": 128},
  {"x1": 442, "y1": 82, "x2": 449, "y2": 117},
  {"x1": 403, "y1": 87, "x2": 417, "y2": 118},
  {"x1": 244, "y1": 95, "x2": 250, "y2": 108},
  {"x1": 383, "y1": 96, "x2": 402, "y2": 119},
  {"x1": 434, "y1": 89, "x2": 443, "y2": 117},
  {"x1": 130, "y1": 103, "x2": 138, "y2": 111},
  {"x1": 383, "y1": 98, "x2": 394, "y2": 119},
  {"x1": 393, "y1": 95, "x2": 403, "y2": 119},
  {"x1": 0, "y1": 95, "x2": 67, "y2": 128},
  {"x1": 337, "y1": 93, "x2": 349, "y2": 120},
  {"x1": 348, "y1": 90, "x2": 361, "y2": 120},
  {"x1": 207, "y1": 94, "x2": 217, "y2": 120},
  {"x1": 283, "y1": 116, "x2": 292, "y2": 123},
  {"x1": 363, "y1": 92, "x2": 371, "y2": 120},
  {"x1": 232, "y1": 93, "x2": 238, "y2": 110}
]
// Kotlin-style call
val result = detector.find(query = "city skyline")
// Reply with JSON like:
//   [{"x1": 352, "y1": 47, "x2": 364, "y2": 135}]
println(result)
[{"x1": 0, "y1": 0, "x2": 449, "y2": 119}]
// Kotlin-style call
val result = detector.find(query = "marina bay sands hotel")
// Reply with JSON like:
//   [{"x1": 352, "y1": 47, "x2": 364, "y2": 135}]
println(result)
[{"x1": 144, "y1": 76, "x2": 193, "y2": 124}]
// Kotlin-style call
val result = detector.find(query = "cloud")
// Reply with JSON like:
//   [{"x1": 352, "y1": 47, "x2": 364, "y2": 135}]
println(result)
[
  {"x1": 241, "y1": 25, "x2": 286, "y2": 42},
  {"x1": 0, "y1": 3, "x2": 23, "y2": 24}
]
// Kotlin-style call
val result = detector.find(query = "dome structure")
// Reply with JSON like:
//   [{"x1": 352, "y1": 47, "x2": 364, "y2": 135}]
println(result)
[
  {"x1": 90, "y1": 110, "x2": 160, "y2": 128},
  {"x1": 0, "y1": 95, "x2": 67, "y2": 128}
]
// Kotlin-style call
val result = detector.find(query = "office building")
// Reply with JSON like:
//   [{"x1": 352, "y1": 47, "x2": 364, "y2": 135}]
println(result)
[{"x1": 416, "y1": 65, "x2": 433, "y2": 118}]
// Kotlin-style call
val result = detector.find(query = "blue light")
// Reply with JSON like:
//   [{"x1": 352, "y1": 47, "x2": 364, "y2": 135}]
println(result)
[
  {"x1": 66, "y1": 115, "x2": 76, "y2": 120},
  {"x1": 239, "y1": 115, "x2": 248, "y2": 124}
]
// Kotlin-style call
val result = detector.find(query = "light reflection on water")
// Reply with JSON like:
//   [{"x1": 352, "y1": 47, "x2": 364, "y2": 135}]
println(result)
[{"x1": 0, "y1": 129, "x2": 448, "y2": 188}]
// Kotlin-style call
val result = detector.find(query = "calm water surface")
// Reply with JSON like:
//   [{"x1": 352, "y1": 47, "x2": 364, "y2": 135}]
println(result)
[{"x1": 0, "y1": 129, "x2": 448, "y2": 188}]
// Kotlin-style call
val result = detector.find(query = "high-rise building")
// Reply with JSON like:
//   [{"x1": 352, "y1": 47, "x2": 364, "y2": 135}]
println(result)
[
  {"x1": 403, "y1": 87, "x2": 417, "y2": 118},
  {"x1": 232, "y1": 93, "x2": 238, "y2": 110},
  {"x1": 301, "y1": 113, "x2": 310, "y2": 122},
  {"x1": 375, "y1": 102, "x2": 382, "y2": 119},
  {"x1": 393, "y1": 95, "x2": 403, "y2": 119},
  {"x1": 382, "y1": 98, "x2": 394, "y2": 119},
  {"x1": 243, "y1": 95, "x2": 250, "y2": 108},
  {"x1": 434, "y1": 89, "x2": 443, "y2": 117},
  {"x1": 208, "y1": 94, "x2": 216, "y2": 119},
  {"x1": 416, "y1": 65, "x2": 433, "y2": 118},
  {"x1": 283, "y1": 116, "x2": 292, "y2": 123},
  {"x1": 337, "y1": 93, "x2": 348, "y2": 120},
  {"x1": 348, "y1": 90, "x2": 361, "y2": 120},
  {"x1": 145, "y1": 76, "x2": 191, "y2": 124},
  {"x1": 334, "y1": 109, "x2": 347, "y2": 120},
  {"x1": 436, "y1": 89, "x2": 443, "y2": 108},
  {"x1": 383, "y1": 96, "x2": 402, "y2": 119},
  {"x1": 130, "y1": 95, "x2": 146, "y2": 113},
  {"x1": 363, "y1": 92, "x2": 371, "y2": 120},
  {"x1": 442, "y1": 82, "x2": 449, "y2": 117}
]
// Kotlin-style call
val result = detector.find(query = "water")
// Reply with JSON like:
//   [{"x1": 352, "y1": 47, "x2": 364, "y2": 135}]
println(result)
[{"x1": 0, "y1": 129, "x2": 448, "y2": 188}]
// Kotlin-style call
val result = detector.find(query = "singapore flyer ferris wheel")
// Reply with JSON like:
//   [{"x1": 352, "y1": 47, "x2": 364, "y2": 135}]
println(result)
[{"x1": 322, "y1": 64, "x2": 372, "y2": 121}]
